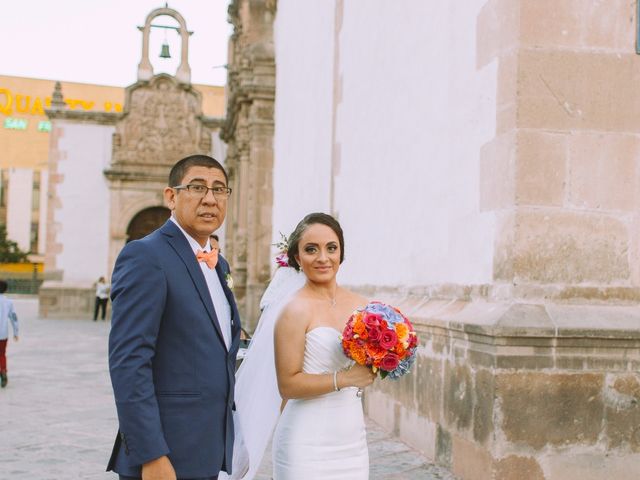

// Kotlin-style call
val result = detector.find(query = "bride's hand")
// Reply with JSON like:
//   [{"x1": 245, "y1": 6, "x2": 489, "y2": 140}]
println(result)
[{"x1": 340, "y1": 363, "x2": 376, "y2": 389}]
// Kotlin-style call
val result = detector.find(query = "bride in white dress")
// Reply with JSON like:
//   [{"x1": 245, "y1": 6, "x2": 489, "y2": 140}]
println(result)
[
  {"x1": 220, "y1": 213, "x2": 375, "y2": 480},
  {"x1": 272, "y1": 213, "x2": 376, "y2": 479}
]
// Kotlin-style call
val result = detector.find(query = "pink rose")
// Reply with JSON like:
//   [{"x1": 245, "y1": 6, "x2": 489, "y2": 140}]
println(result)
[
  {"x1": 379, "y1": 329, "x2": 398, "y2": 350},
  {"x1": 342, "y1": 323, "x2": 354, "y2": 341},
  {"x1": 363, "y1": 313, "x2": 382, "y2": 329},
  {"x1": 380, "y1": 353, "x2": 400, "y2": 371},
  {"x1": 367, "y1": 325, "x2": 382, "y2": 342}
]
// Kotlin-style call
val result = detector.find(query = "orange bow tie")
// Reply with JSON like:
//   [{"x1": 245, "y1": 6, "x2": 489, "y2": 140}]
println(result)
[{"x1": 196, "y1": 248, "x2": 218, "y2": 269}]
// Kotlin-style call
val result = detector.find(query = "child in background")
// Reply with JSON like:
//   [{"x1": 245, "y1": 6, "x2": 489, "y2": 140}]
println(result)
[{"x1": 0, "y1": 279, "x2": 18, "y2": 388}]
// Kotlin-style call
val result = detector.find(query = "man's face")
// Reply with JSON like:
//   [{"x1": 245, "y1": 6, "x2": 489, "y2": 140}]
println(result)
[{"x1": 164, "y1": 166, "x2": 228, "y2": 246}]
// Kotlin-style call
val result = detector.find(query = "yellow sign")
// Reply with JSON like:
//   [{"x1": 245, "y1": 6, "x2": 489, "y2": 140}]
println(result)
[{"x1": 0, "y1": 87, "x2": 122, "y2": 116}]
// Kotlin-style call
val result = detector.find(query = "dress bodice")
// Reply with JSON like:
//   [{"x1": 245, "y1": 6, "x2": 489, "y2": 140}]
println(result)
[{"x1": 303, "y1": 327, "x2": 352, "y2": 374}]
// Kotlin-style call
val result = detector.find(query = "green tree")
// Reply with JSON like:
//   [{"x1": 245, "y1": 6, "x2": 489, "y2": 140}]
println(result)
[{"x1": 0, "y1": 224, "x2": 29, "y2": 263}]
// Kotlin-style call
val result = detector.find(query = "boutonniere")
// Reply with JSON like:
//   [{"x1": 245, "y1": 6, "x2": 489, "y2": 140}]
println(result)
[{"x1": 225, "y1": 273, "x2": 234, "y2": 290}]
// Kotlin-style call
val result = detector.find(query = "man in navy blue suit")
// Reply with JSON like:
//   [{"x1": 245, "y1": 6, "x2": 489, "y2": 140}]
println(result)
[{"x1": 107, "y1": 155, "x2": 241, "y2": 479}]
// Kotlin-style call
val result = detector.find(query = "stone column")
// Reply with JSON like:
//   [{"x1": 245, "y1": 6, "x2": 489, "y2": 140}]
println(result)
[
  {"x1": 479, "y1": 0, "x2": 639, "y2": 298},
  {"x1": 222, "y1": 0, "x2": 277, "y2": 329}
]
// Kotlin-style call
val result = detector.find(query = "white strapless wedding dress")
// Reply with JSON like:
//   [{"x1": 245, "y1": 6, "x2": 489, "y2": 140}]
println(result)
[{"x1": 272, "y1": 327, "x2": 369, "y2": 479}]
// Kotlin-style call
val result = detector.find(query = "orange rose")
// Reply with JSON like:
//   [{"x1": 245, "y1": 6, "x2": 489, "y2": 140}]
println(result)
[
  {"x1": 366, "y1": 343, "x2": 386, "y2": 360},
  {"x1": 395, "y1": 323, "x2": 409, "y2": 342},
  {"x1": 353, "y1": 319, "x2": 366, "y2": 336},
  {"x1": 349, "y1": 343, "x2": 367, "y2": 365}
]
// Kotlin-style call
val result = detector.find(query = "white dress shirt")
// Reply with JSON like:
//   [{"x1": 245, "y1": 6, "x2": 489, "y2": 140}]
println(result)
[
  {"x1": 95, "y1": 282, "x2": 110, "y2": 299},
  {"x1": 170, "y1": 217, "x2": 232, "y2": 350}
]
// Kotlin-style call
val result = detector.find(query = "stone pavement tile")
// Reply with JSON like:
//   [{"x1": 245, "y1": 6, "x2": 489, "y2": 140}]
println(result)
[
  {"x1": 370, "y1": 450, "x2": 431, "y2": 477},
  {"x1": 384, "y1": 465, "x2": 459, "y2": 480},
  {"x1": 368, "y1": 437, "x2": 412, "y2": 457},
  {"x1": 366, "y1": 420, "x2": 459, "y2": 480}
]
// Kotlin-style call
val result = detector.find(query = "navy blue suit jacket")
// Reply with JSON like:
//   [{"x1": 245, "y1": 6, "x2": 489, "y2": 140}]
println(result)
[{"x1": 107, "y1": 220, "x2": 241, "y2": 478}]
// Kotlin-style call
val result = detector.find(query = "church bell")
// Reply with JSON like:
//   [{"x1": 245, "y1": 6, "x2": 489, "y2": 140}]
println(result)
[{"x1": 159, "y1": 42, "x2": 171, "y2": 59}]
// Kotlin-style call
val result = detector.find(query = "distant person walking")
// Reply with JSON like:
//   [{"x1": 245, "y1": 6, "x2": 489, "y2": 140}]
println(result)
[
  {"x1": 93, "y1": 277, "x2": 110, "y2": 321},
  {"x1": 0, "y1": 279, "x2": 19, "y2": 388}
]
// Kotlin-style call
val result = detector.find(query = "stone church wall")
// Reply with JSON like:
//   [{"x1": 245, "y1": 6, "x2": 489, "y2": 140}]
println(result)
[{"x1": 266, "y1": 1, "x2": 640, "y2": 478}]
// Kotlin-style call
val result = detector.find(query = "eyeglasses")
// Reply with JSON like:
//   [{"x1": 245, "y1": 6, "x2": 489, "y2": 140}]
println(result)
[{"x1": 173, "y1": 184, "x2": 232, "y2": 199}]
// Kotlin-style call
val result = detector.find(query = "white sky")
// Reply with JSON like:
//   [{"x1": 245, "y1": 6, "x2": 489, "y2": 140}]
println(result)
[{"x1": 0, "y1": 0, "x2": 232, "y2": 87}]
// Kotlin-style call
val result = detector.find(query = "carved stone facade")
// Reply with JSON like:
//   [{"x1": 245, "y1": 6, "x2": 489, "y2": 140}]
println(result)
[
  {"x1": 105, "y1": 72, "x2": 221, "y2": 272},
  {"x1": 39, "y1": 7, "x2": 224, "y2": 318},
  {"x1": 222, "y1": 0, "x2": 277, "y2": 327},
  {"x1": 110, "y1": 76, "x2": 211, "y2": 174}
]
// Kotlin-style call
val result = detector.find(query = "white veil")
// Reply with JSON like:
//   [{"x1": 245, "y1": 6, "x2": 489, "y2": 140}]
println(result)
[{"x1": 220, "y1": 266, "x2": 306, "y2": 480}]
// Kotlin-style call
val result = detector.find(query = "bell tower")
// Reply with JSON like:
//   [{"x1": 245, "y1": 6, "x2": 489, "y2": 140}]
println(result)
[{"x1": 136, "y1": 6, "x2": 192, "y2": 84}]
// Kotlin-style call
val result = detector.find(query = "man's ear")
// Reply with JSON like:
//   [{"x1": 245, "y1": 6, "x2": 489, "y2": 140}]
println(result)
[{"x1": 164, "y1": 187, "x2": 176, "y2": 210}]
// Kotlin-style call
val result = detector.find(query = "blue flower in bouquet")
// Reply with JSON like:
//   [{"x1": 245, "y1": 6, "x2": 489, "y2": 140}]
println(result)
[
  {"x1": 388, "y1": 349, "x2": 417, "y2": 379},
  {"x1": 366, "y1": 302, "x2": 405, "y2": 328}
]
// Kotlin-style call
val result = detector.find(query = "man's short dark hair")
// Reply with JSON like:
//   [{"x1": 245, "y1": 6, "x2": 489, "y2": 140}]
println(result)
[
  {"x1": 169, "y1": 155, "x2": 228, "y2": 187},
  {"x1": 0, "y1": 280, "x2": 8, "y2": 293}
]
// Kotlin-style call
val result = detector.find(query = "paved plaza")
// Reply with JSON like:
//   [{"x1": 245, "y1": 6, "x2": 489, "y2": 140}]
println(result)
[{"x1": 1, "y1": 298, "x2": 457, "y2": 480}]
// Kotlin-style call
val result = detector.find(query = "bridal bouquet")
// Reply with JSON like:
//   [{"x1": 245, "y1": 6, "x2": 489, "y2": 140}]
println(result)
[{"x1": 341, "y1": 302, "x2": 419, "y2": 379}]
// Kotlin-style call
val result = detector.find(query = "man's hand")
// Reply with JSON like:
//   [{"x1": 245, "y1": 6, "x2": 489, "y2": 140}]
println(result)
[
  {"x1": 142, "y1": 455, "x2": 176, "y2": 480},
  {"x1": 13, "y1": 336, "x2": 18, "y2": 342}
]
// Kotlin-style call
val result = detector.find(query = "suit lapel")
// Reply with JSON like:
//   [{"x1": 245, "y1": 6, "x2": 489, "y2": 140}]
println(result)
[{"x1": 161, "y1": 221, "x2": 227, "y2": 349}]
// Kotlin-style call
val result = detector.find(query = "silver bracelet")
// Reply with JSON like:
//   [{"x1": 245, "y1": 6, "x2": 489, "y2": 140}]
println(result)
[{"x1": 333, "y1": 371, "x2": 341, "y2": 391}]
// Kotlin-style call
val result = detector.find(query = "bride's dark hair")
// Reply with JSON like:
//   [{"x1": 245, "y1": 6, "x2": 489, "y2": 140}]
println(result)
[{"x1": 287, "y1": 212, "x2": 345, "y2": 271}]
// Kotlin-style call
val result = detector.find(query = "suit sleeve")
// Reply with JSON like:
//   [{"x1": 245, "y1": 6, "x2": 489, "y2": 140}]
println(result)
[{"x1": 108, "y1": 240, "x2": 170, "y2": 466}]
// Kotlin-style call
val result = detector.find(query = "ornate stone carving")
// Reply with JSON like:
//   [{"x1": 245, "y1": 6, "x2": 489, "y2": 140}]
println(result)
[
  {"x1": 108, "y1": 74, "x2": 209, "y2": 179},
  {"x1": 265, "y1": 0, "x2": 277, "y2": 14}
]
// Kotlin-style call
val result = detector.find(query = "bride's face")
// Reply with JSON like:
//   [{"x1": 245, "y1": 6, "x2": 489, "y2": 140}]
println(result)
[{"x1": 295, "y1": 223, "x2": 341, "y2": 282}]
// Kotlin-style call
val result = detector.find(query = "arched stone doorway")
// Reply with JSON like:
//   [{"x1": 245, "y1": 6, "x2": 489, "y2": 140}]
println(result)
[{"x1": 126, "y1": 206, "x2": 171, "y2": 242}]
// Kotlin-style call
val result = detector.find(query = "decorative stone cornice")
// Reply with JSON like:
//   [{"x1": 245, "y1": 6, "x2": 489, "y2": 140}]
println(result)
[
  {"x1": 103, "y1": 168, "x2": 169, "y2": 184},
  {"x1": 355, "y1": 282, "x2": 640, "y2": 306},
  {"x1": 45, "y1": 80, "x2": 122, "y2": 125},
  {"x1": 221, "y1": 80, "x2": 275, "y2": 141},
  {"x1": 200, "y1": 115, "x2": 225, "y2": 129},
  {"x1": 45, "y1": 109, "x2": 122, "y2": 125}
]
